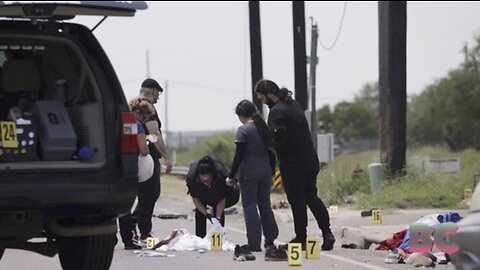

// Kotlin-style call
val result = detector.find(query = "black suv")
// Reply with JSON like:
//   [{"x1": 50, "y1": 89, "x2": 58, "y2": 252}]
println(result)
[{"x1": 0, "y1": 2, "x2": 147, "y2": 269}]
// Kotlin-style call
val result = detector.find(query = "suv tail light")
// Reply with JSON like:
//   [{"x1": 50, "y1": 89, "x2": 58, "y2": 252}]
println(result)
[{"x1": 121, "y1": 112, "x2": 138, "y2": 154}]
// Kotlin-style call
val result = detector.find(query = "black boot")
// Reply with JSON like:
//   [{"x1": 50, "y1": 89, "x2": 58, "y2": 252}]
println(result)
[{"x1": 321, "y1": 232, "x2": 336, "y2": 251}]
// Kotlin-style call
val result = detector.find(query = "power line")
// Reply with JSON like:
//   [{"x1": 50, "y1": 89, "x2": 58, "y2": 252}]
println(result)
[{"x1": 318, "y1": 1, "x2": 347, "y2": 51}]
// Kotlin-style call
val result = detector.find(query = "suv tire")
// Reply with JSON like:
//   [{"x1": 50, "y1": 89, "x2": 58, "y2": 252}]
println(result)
[{"x1": 58, "y1": 234, "x2": 116, "y2": 270}]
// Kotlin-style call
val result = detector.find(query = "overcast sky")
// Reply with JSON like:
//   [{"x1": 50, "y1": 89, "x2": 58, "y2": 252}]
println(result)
[{"x1": 73, "y1": 1, "x2": 480, "y2": 132}]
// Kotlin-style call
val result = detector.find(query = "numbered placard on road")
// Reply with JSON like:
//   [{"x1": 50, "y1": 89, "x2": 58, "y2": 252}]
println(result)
[
  {"x1": 0, "y1": 121, "x2": 18, "y2": 148},
  {"x1": 146, "y1": 237, "x2": 159, "y2": 250},
  {"x1": 288, "y1": 243, "x2": 302, "y2": 266},
  {"x1": 306, "y1": 238, "x2": 320, "y2": 259},
  {"x1": 210, "y1": 232, "x2": 222, "y2": 251},
  {"x1": 372, "y1": 209, "x2": 382, "y2": 224},
  {"x1": 464, "y1": 188, "x2": 473, "y2": 200},
  {"x1": 329, "y1": 205, "x2": 338, "y2": 214}
]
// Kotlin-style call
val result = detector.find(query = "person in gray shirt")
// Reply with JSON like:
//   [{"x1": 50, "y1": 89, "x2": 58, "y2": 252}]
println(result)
[{"x1": 227, "y1": 100, "x2": 286, "y2": 261}]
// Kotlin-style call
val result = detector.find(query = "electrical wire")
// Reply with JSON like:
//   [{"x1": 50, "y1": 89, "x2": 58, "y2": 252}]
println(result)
[{"x1": 318, "y1": 1, "x2": 348, "y2": 51}]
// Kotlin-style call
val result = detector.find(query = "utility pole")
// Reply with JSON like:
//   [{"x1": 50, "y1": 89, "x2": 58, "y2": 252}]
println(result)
[
  {"x1": 378, "y1": 1, "x2": 407, "y2": 177},
  {"x1": 249, "y1": 1, "x2": 263, "y2": 115},
  {"x1": 309, "y1": 19, "x2": 319, "y2": 148},
  {"x1": 292, "y1": 1, "x2": 308, "y2": 110}
]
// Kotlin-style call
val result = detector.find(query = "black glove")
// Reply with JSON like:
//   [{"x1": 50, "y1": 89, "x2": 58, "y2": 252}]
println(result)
[{"x1": 206, "y1": 213, "x2": 213, "y2": 223}]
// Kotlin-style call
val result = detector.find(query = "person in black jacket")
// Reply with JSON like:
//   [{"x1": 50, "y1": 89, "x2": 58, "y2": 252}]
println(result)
[
  {"x1": 254, "y1": 79, "x2": 336, "y2": 251},
  {"x1": 186, "y1": 156, "x2": 239, "y2": 238}
]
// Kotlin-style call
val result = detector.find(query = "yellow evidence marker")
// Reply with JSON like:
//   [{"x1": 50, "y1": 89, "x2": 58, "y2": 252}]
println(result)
[
  {"x1": 329, "y1": 205, "x2": 338, "y2": 214},
  {"x1": 288, "y1": 243, "x2": 302, "y2": 266},
  {"x1": 0, "y1": 121, "x2": 18, "y2": 148},
  {"x1": 306, "y1": 238, "x2": 320, "y2": 259},
  {"x1": 464, "y1": 188, "x2": 473, "y2": 200},
  {"x1": 210, "y1": 232, "x2": 222, "y2": 251},
  {"x1": 372, "y1": 209, "x2": 382, "y2": 224},
  {"x1": 146, "y1": 237, "x2": 159, "y2": 250}
]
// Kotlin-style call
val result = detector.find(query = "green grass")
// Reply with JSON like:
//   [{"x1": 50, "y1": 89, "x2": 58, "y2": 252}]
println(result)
[
  {"x1": 172, "y1": 133, "x2": 480, "y2": 210},
  {"x1": 317, "y1": 147, "x2": 480, "y2": 210}
]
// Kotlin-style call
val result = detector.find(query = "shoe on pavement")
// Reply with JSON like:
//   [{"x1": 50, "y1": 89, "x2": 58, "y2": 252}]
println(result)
[
  {"x1": 124, "y1": 242, "x2": 142, "y2": 250},
  {"x1": 321, "y1": 232, "x2": 336, "y2": 251},
  {"x1": 137, "y1": 233, "x2": 154, "y2": 248},
  {"x1": 265, "y1": 246, "x2": 288, "y2": 261},
  {"x1": 278, "y1": 237, "x2": 306, "y2": 251},
  {"x1": 233, "y1": 245, "x2": 256, "y2": 261}
]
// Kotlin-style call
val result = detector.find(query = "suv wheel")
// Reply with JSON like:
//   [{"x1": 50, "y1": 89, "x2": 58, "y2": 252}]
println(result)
[{"x1": 58, "y1": 234, "x2": 116, "y2": 270}]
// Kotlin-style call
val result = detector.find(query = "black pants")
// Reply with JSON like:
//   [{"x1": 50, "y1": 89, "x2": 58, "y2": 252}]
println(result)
[
  {"x1": 195, "y1": 202, "x2": 225, "y2": 238},
  {"x1": 135, "y1": 157, "x2": 161, "y2": 236},
  {"x1": 240, "y1": 175, "x2": 279, "y2": 249},
  {"x1": 280, "y1": 162, "x2": 331, "y2": 240},
  {"x1": 118, "y1": 213, "x2": 134, "y2": 245}
]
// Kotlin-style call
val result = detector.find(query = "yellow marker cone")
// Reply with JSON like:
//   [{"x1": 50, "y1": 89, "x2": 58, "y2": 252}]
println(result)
[
  {"x1": 288, "y1": 243, "x2": 302, "y2": 266},
  {"x1": 306, "y1": 238, "x2": 320, "y2": 259},
  {"x1": 464, "y1": 188, "x2": 473, "y2": 200},
  {"x1": 211, "y1": 232, "x2": 222, "y2": 251},
  {"x1": 329, "y1": 205, "x2": 338, "y2": 214},
  {"x1": 146, "y1": 237, "x2": 159, "y2": 250},
  {"x1": 372, "y1": 209, "x2": 382, "y2": 224}
]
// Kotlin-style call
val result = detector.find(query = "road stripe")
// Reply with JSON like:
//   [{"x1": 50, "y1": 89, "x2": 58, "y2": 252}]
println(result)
[
  {"x1": 157, "y1": 207, "x2": 390, "y2": 270},
  {"x1": 320, "y1": 253, "x2": 391, "y2": 270},
  {"x1": 226, "y1": 225, "x2": 390, "y2": 270}
]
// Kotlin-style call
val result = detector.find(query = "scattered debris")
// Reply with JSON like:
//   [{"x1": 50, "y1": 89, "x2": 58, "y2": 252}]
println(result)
[
  {"x1": 156, "y1": 214, "x2": 188, "y2": 219},
  {"x1": 360, "y1": 208, "x2": 378, "y2": 217},
  {"x1": 272, "y1": 200, "x2": 290, "y2": 209},
  {"x1": 224, "y1": 207, "x2": 238, "y2": 215},
  {"x1": 341, "y1": 243, "x2": 358, "y2": 249},
  {"x1": 134, "y1": 251, "x2": 175, "y2": 258}
]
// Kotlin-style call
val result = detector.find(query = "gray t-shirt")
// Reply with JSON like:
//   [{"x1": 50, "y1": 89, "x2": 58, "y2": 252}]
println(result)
[{"x1": 235, "y1": 121, "x2": 272, "y2": 180}]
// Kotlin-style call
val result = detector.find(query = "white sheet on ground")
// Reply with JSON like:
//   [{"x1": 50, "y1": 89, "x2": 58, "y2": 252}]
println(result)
[{"x1": 156, "y1": 220, "x2": 235, "y2": 251}]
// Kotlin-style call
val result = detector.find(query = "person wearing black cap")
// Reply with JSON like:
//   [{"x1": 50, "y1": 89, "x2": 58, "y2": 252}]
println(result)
[
  {"x1": 186, "y1": 156, "x2": 239, "y2": 238},
  {"x1": 133, "y1": 78, "x2": 173, "y2": 247},
  {"x1": 254, "y1": 79, "x2": 336, "y2": 251}
]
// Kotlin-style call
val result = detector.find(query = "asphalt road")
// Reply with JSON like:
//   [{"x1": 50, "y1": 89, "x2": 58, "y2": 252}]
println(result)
[{"x1": 0, "y1": 176, "x2": 466, "y2": 270}]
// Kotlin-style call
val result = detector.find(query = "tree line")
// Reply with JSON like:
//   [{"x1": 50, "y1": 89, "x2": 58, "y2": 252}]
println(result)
[{"x1": 317, "y1": 34, "x2": 480, "y2": 151}]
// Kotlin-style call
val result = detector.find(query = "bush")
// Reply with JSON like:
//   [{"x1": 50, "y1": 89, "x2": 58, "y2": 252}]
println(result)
[{"x1": 175, "y1": 132, "x2": 235, "y2": 168}]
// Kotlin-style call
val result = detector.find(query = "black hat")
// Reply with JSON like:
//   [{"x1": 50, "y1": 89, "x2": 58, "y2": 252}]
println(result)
[{"x1": 141, "y1": 78, "x2": 163, "y2": 92}]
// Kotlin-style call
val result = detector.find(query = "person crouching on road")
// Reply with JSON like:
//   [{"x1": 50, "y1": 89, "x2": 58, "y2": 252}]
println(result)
[{"x1": 186, "y1": 156, "x2": 239, "y2": 238}]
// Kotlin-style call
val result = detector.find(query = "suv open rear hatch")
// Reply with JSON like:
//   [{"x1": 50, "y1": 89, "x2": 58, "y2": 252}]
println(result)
[{"x1": 0, "y1": 1, "x2": 147, "y2": 20}]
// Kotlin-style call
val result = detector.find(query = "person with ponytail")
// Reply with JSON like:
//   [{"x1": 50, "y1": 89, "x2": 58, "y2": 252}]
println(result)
[
  {"x1": 226, "y1": 99, "x2": 287, "y2": 261},
  {"x1": 254, "y1": 79, "x2": 336, "y2": 251}
]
